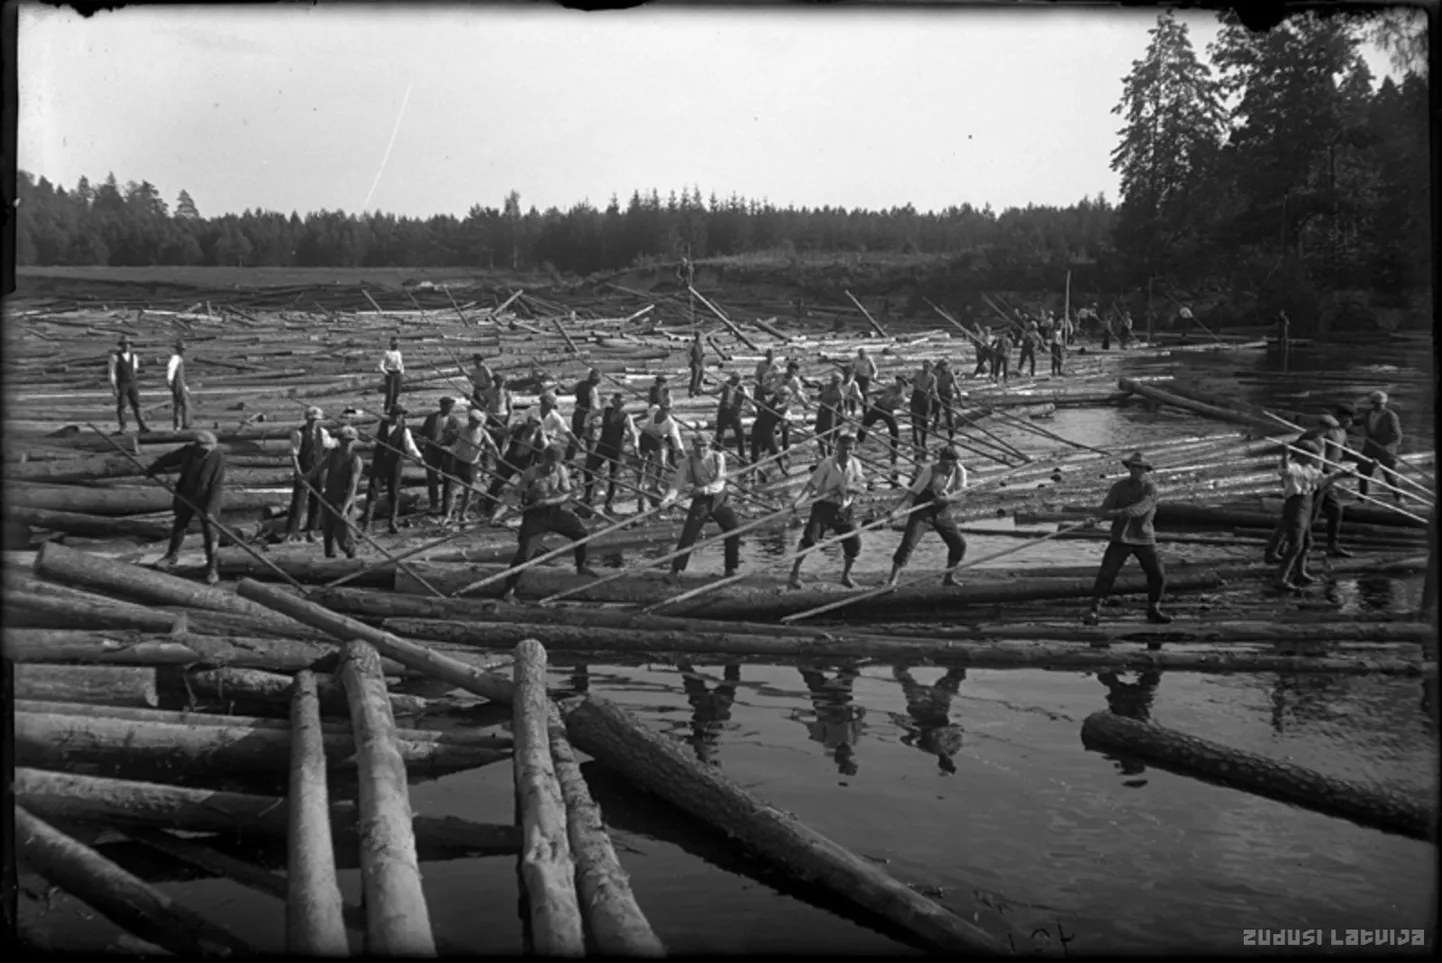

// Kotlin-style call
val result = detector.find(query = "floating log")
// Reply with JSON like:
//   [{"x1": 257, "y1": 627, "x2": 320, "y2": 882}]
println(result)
[
  {"x1": 5, "y1": 506, "x2": 172, "y2": 541},
  {"x1": 1155, "y1": 502, "x2": 1428, "y2": 534},
  {"x1": 15, "y1": 663, "x2": 160, "y2": 707},
  {"x1": 15, "y1": 806, "x2": 258, "y2": 957},
  {"x1": 186, "y1": 665, "x2": 430, "y2": 718},
  {"x1": 1080, "y1": 712, "x2": 1436, "y2": 841},
  {"x1": 340, "y1": 642, "x2": 437, "y2": 956},
  {"x1": 9, "y1": 482, "x2": 288, "y2": 516},
  {"x1": 564, "y1": 696, "x2": 1006, "y2": 953},
  {"x1": 1118, "y1": 376, "x2": 1279, "y2": 433},
  {"x1": 15, "y1": 768, "x2": 522, "y2": 857},
  {"x1": 514, "y1": 640, "x2": 586, "y2": 956}
]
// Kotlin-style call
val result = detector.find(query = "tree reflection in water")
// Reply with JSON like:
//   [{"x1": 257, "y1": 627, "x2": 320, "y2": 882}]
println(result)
[
  {"x1": 677, "y1": 662, "x2": 741, "y2": 766},
  {"x1": 793, "y1": 665, "x2": 867, "y2": 776},
  {"x1": 890, "y1": 666, "x2": 967, "y2": 774},
  {"x1": 1097, "y1": 670, "x2": 1162, "y2": 778}
]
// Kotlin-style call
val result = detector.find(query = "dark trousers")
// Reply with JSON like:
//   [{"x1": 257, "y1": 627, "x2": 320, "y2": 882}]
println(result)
[
  {"x1": 115, "y1": 382, "x2": 148, "y2": 432},
  {"x1": 858, "y1": 407, "x2": 900, "y2": 480},
  {"x1": 1019, "y1": 344, "x2": 1036, "y2": 377},
  {"x1": 1050, "y1": 343, "x2": 1065, "y2": 375},
  {"x1": 672, "y1": 494, "x2": 741, "y2": 573},
  {"x1": 893, "y1": 503, "x2": 966, "y2": 567},
  {"x1": 972, "y1": 353, "x2": 990, "y2": 377},
  {"x1": 855, "y1": 375, "x2": 871, "y2": 405},
  {"x1": 688, "y1": 363, "x2": 704, "y2": 396},
  {"x1": 362, "y1": 460, "x2": 403, "y2": 529},
  {"x1": 506, "y1": 507, "x2": 589, "y2": 592},
  {"x1": 1358, "y1": 445, "x2": 1401, "y2": 500},
  {"x1": 1091, "y1": 541, "x2": 1166, "y2": 604},
  {"x1": 1267, "y1": 485, "x2": 1343, "y2": 556},
  {"x1": 286, "y1": 472, "x2": 322, "y2": 537},
  {"x1": 1101, "y1": 331, "x2": 1112, "y2": 350},
  {"x1": 483, "y1": 446, "x2": 533, "y2": 514},
  {"x1": 715, "y1": 409, "x2": 747, "y2": 462},
  {"x1": 990, "y1": 353, "x2": 1010, "y2": 382},
  {"x1": 1276, "y1": 493, "x2": 1316, "y2": 582},
  {"x1": 910, "y1": 396, "x2": 932, "y2": 450},
  {"x1": 566, "y1": 410, "x2": 593, "y2": 462},
  {"x1": 423, "y1": 444, "x2": 447, "y2": 510},
  {"x1": 933, "y1": 392, "x2": 956, "y2": 437},
  {"x1": 382, "y1": 371, "x2": 403, "y2": 412},
  {"x1": 814, "y1": 409, "x2": 837, "y2": 459},
  {"x1": 798, "y1": 501, "x2": 861, "y2": 559},
  {"x1": 443, "y1": 459, "x2": 480, "y2": 519},
  {"x1": 583, "y1": 446, "x2": 624, "y2": 505},
  {"x1": 321, "y1": 500, "x2": 357, "y2": 558},
  {"x1": 168, "y1": 496, "x2": 221, "y2": 566},
  {"x1": 171, "y1": 385, "x2": 190, "y2": 430},
  {"x1": 751, "y1": 414, "x2": 782, "y2": 467}
]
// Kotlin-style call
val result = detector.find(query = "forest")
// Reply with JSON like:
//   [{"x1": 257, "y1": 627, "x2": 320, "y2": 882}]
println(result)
[{"x1": 12, "y1": 10, "x2": 1432, "y2": 329}]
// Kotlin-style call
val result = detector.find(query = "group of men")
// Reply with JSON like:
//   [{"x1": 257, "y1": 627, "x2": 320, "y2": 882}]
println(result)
[{"x1": 107, "y1": 334, "x2": 194, "y2": 434}]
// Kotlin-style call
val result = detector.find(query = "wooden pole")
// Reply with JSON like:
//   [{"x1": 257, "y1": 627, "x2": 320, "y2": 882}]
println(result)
[
  {"x1": 14, "y1": 805, "x2": 258, "y2": 956},
  {"x1": 339, "y1": 641, "x2": 437, "y2": 956},
  {"x1": 844, "y1": 289, "x2": 890, "y2": 339},
  {"x1": 688, "y1": 286, "x2": 759, "y2": 350},
  {"x1": 552, "y1": 312, "x2": 581, "y2": 354},
  {"x1": 1262, "y1": 410, "x2": 1434, "y2": 504},
  {"x1": 563, "y1": 696, "x2": 1008, "y2": 954},
  {"x1": 1064, "y1": 270, "x2": 1071, "y2": 324},
  {"x1": 513, "y1": 640, "x2": 586, "y2": 956},
  {"x1": 288, "y1": 670, "x2": 350, "y2": 957}
]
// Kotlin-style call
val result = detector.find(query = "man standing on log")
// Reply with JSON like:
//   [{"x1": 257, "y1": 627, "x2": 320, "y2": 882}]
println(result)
[
  {"x1": 885, "y1": 444, "x2": 969, "y2": 587},
  {"x1": 687, "y1": 332, "x2": 706, "y2": 397},
  {"x1": 639, "y1": 401, "x2": 685, "y2": 508},
  {"x1": 990, "y1": 328, "x2": 1013, "y2": 383},
  {"x1": 535, "y1": 392, "x2": 579, "y2": 456},
  {"x1": 662, "y1": 434, "x2": 742, "y2": 584},
  {"x1": 419, "y1": 396, "x2": 457, "y2": 514},
  {"x1": 362, "y1": 406, "x2": 424, "y2": 535},
  {"x1": 1049, "y1": 323, "x2": 1066, "y2": 376},
  {"x1": 853, "y1": 347, "x2": 877, "y2": 404},
  {"x1": 109, "y1": 336, "x2": 150, "y2": 434},
  {"x1": 1018, "y1": 321, "x2": 1041, "y2": 377},
  {"x1": 1358, "y1": 390, "x2": 1404, "y2": 503},
  {"x1": 442, "y1": 407, "x2": 501, "y2": 527},
  {"x1": 287, "y1": 406, "x2": 334, "y2": 543},
  {"x1": 378, "y1": 336, "x2": 405, "y2": 414},
  {"x1": 481, "y1": 372, "x2": 512, "y2": 450},
  {"x1": 146, "y1": 430, "x2": 226, "y2": 584},
  {"x1": 858, "y1": 374, "x2": 906, "y2": 488},
  {"x1": 567, "y1": 369, "x2": 602, "y2": 464},
  {"x1": 584, "y1": 392, "x2": 639, "y2": 513},
  {"x1": 788, "y1": 431, "x2": 866, "y2": 590},
  {"x1": 933, "y1": 359, "x2": 958, "y2": 438},
  {"x1": 754, "y1": 348, "x2": 780, "y2": 408},
  {"x1": 714, "y1": 372, "x2": 750, "y2": 464},
  {"x1": 1080, "y1": 451, "x2": 1171, "y2": 626},
  {"x1": 1265, "y1": 407, "x2": 1357, "y2": 562},
  {"x1": 778, "y1": 360, "x2": 808, "y2": 454},
  {"x1": 815, "y1": 373, "x2": 846, "y2": 460},
  {"x1": 648, "y1": 374, "x2": 674, "y2": 410},
  {"x1": 500, "y1": 445, "x2": 598, "y2": 604},
  {"x1": 469, "y1": 353, "x2": 494, "y2": 410},
  {"x1": 971, "y1": 326, "x2": 992, "y2": 378},
  {"x1": 1273, "y1": 440, "x2": 1355, "y2": 590},
  {"x1": 480, "y1": 413, "x2": 545, "y2": 521},
  {"x1": 165, "y1": 340, "x2": 190, "y2": 431},
  {"x1": 910, "y1": 361, "x2": 938, "y2": 453},
  {"x1": 305, "y1": 426, "x2": 365, "y2": 560}
]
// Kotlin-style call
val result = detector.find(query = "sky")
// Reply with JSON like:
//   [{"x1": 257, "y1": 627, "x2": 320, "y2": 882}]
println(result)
[{"x1": 17, "y1": 3, "x2": 1400, "y2": 221}]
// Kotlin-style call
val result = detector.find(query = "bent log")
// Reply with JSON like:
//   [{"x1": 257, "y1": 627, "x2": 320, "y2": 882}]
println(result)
[
  {"x1": 564, "y1": 696, "x2": 1007, "y2": 953},
  {"x1": 1080, "y1": 712, "x2": 1435, "y2": 841},
  {"x1": 15, "y1": 768, "x2": 522, "y2": 857}
]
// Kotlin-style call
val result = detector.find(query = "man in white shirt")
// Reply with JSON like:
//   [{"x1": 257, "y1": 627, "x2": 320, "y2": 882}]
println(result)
[
  {"x1": 638, "y1": 402, "x2": 684, "y2": 510},
  {"x1": 378, "y1": 336, "x2": 405, "y2": 413},
  {"x1": 441, "y1": 407, "x2": 502, "y2": 527},
  {"x1": 536, "y1": 392, "x2": 579, "y2": 454},
  {"x1": 362, "y1": 405, "x2": 426, "y2": 534},
  {"x1": 287, "y1": 406, "x2": 336, "y2": 542},
  {"x1": 663, "y1": 434, "x2": 741, "y2": 583},
  {"x1": 109, "y1": 336, "x2": 151, "y2": 434},
  {"x1": 789, "y1": 432, "x2": 866, "y2": 589},
  {"x1": 886, "y1": 445, "x2": 969, "y2": 586},
  {"x1": 166, "y1": 340, "x2": 191, "y2": 430}
]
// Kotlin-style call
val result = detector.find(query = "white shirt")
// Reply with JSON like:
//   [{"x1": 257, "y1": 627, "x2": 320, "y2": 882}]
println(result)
[
  {"x1": 668, "y1": 450, "x2": 728, "y2": 500},
  {"x1": 539, "y1": 408, "x2": 573, "y2": 447},
  {"x1": 641, "y1": 407, "x2": 684, "y2": 450},
  {"x1": 450, "y1": 422, "x2": 498, "y2": 466},
  {"x1": 909, "y1": 462, "x2": 968, "y2": 499},
  {"x1": 166, "y1": 354, "x2": 183, "y2": 387},
  {"x1": 1280, "y1": 462, "x2": 1323, "y2": 499},
  {"x1": 855, "y1": 355, "x2": 877, "y2": 379},
  {"x1": 378, "y1": 349, "x2": 404, "y2": 374},
  {"x1": 809, "y1": 455, "x2": 866, "y2": 508}
]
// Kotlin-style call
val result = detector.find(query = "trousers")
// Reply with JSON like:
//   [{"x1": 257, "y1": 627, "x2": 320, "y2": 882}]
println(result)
[
  {"x1": 506, "y1": 507, "x2": 589, "y2": 592},
  {"x1": 1091, "y1": 541, "x2": 1166, "y2": 604},
  {"x1": 672, "y1": 494, "x2": 741, "y2": 573}
]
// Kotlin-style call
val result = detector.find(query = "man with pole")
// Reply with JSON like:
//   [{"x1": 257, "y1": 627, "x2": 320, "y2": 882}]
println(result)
[
  {"x1": 286, "y1": 406, "x2": 334, "y2": 543},
  {"x1": 1264, "y1": 406, "x2": 1358, "y2": 561},
  {"x1": 378, "y1": 336, "x2": 405, "y2": 414},
  {"x1": 857, "y1": 374, "x2": 906, "y2": 489},
  {"x1": 165, "y1": 339, "x2": 191, "y2": 431},
  {"x1": 361, "y1": 406, "x2": 424, "y2": 534},
  {"x1": 567, "y1": 368, "x2": 603, "y2": 463},
  {"x1": 687, "y1": 332, "x2": 706, "y2": 397},
  {"x1": 584, "y1": 392, "x2": 639, "y2": 513},
  {"x1": 442, "y1": 407, "x2": 502, "y2": 527},
  {"x1": 479, "y1": 412, "x2": 544, "y2": 521},
  {"x1": 715, "y1": 372, "x2": 750, "y2": 464},
  {"x1": 910, "y1": 361, "x2": 939, "y2": 453},
  {"x1": 303, "y1": 425, "x2": 365, "y2": 560},
  {"x1": 469, "y1": 353, "x2": 494, "y2": 410},
  {"x1": 885, "y1": 444, "x2": 969, "y2": 587},
  {"x1": 853, "y1": 347, "x2": 877, "y2": 405},
  {"x1": 934, "y1": 359, "x2": 958, "y2": 438},
  {"x1": 1272, "y1": 439, "x2": 1355, "y2": 590},
  {"x1": 146, "y1": 430, "x2": 226, "y2": 584},
  {"x1": 788, "y1": 431, "x2": 866, "y2": 590},
  {"x1": 1080, "y1": 451, "x2": 1172, "y2": 626},
  {"x1": 662, "y1": 434, "x2": 743, "y2": 584},
  {"x1": 1358, "y1": 390, "x2": 1404, "y2": 503},
  {"x1": 500, "y1": 445, "x2": 598, "y2": 604},
  {"x1": 419, "y1": 396, "x2": 458, "y2": 514},
  {"x1": 109, "y1": 335, "x2": 151, "y2": 434}
]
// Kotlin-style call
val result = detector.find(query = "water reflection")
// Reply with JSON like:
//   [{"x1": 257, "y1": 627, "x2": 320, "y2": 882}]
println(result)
[
  {"x1": 1354, "y1": 574, "x2": 1402, "y2": 612},
  {"x1": 1096, "y1": 670, "x2": 1162, "y2": 779},
  {"x1": 793, "y1": 666, "x2": 867, "y2": 776},
  {"x1": 677, "y1": 662, "x2": 741, "y2": 766},
  {"x1": 890, "y1": 666, "x2": 968, "y2": 774},
  {"x1": 568, "y1": 664, "x2": 590, "y2": 696},
  {"x1": 1268, "y1": 673, "x2": 1348, "y2": 734}
]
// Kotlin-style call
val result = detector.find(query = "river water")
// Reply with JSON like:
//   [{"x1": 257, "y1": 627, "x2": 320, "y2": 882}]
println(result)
[{"x1": 19, "y1": 341, "x2": 1437, "y2": 954}]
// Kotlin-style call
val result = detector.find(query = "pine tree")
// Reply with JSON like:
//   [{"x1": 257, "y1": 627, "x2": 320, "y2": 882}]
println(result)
[{"x1": 175, "y1": 190, "x2": 201, "y2": 220}]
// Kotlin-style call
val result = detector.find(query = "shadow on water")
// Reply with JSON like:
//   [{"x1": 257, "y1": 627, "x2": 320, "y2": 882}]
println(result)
[
  {"x1": 676, "y1": 662, "x2": 741, "y2": 766},
  {"x1": 889, "y1": 665, "x2": 968, "y2": 775},
  {"x1": 1089, "y1": 670, "x2": 1162, "y2": 784},
  {"x1": 793, "y1": 664, "x2": 867, "y2": 776}
]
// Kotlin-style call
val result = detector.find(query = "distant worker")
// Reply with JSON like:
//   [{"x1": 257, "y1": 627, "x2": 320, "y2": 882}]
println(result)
[
  {"x1": 287, "y1": 406, "x2": 334, "y2": 543},
  {"x1": 361, "y1": 406, "x2": 424, "y2": 535},
  {"x1": 853, "y1": 347, "x2": 877, "y2": 403},
  {"x1": 754, "y1": 348, "x2": 780, "y2": 407},
  {"x1": 418, "y1": 396, "x2": 458, "y2": 514},
  {"x1": 481, "y1": 372, "x2": 512, "y2": 449},
  {"x1": 1080, "y1": 451, "x2": 1171, "y2": 626},
  {"x1": 857, "y1": 373, "x2": 906, "y2": 488},
  {"x1": 971, "y1": 326, "x2": 992, "y2": 377},
  {"x1": 662, "y1": 434, "x2": 742, "y2": 583},
  {"x1": 583, "y1": 393, "x2": 639, "y2": 513},
  {"x1": 1359, "y1": 390, "x2": 1404, "y2": 503},
  {"x1": 1049, "y1": 323, "x2": 1066, "y2": 376},
  {"x1": 1178, "y1": 304, "x2": 1194, "y2": 337},
  {"x1": 1018, "y1": 321, "x2": 1041, "y2": 377},
  {"x1": 910, "y1": 361, "x2": 939, "y2": 452},
  {"x1": 714, "y1": 372, "x2": 750, "y2": 464},
  {"x1": 378, "y1": 336, "x2": 404, "y2": 413},
  {"x1": 441, "y1": 407, "x2": 501, "y2": 528},
  {"x1": 648, "y1": 374, "x2": 673, "y2": 410},
  {"x1": 1119, "y1": 311, "x2": 1134, "y2": 348},
  {"x1": 109, "y1": 335, "x2": 151, "y2": 434},
  {"x1": 990, "y1": 328, "x2": 1013, "y2": 382},
  {"x1": 567, "y1": 369, "x2": 602, "y2": 463},
  {"x1": 886, "y1": 444, "x2": 969, "y2": 587},
  {"x1": 688, "y1": 332, "x2": 706, "y2": 397},
  {"x1": 166, "y1": 340, "x2": 191, "y2": 431},
  {"x1": 933, "y1": 358, "x2": 958, "y2": 437},
  {"x1": 839, "y1": 365, "x2": 864, "y2": 418},
  {"x1": 788, "y1": 431, "x2": 866, "y2": 590},
  {"x1": 638, "y1": 401, "x2": 684, "y2": 510},
  {"x1": 500, "y1": 445, "x2": 598, "y2": 604},
  {"x1": 469, "y1": 353, "x2": 494, "y2": 409},
  {"x1": 146, "y1": 430, "x2": 226, "y2": 584},
  {"x1": 303, "y1": 425, "x2": 365, "y2": 560},
  {"x1": 815, "y1": 373, "x2": 847, "y2": 459},
  {"x1": 778, "y1": 360, "x2": 808, "y2": 452}
]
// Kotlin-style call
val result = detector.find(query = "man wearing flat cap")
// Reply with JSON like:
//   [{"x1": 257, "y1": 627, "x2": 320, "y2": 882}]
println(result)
[
  {"x1": 1082, "y1": 451, "x2": 1171, "y2": 626},
  {"x1": 1359, "y1": 390, "x2": 1404, "y2": 503},
  {"x1": 109, "y1": 335, "x2": 151, "y2": 434},
  {"x1": 302, "y1": 425, "x2": 365, "y2": 559},
  {"x1": 886, "y1": 444, "x2": 969, "y2": 587},
  {"x1": 363, "y1": 406, "x2": 424, "y2": 534},
  {"x1": 287, "y1": 406, "x2": 336, "y2": 542},
  {"x1": 789, "y1": 431, "x2": 866, "y2": 590},
  {"x1": 146, "y1": 431, "x2": 226, "y2": 584}
]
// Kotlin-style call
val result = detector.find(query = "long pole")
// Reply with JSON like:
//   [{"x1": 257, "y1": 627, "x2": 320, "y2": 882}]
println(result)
[
  {"x1": 1262, "y1": 411, "x2": 1433, "y2": 504},
  {"x1": 1276, "y1": 440, "x2": 1430, "y2": 525},
  {"x1": 1064, "y1": 270, "x2": 1071, "y2": 325}
]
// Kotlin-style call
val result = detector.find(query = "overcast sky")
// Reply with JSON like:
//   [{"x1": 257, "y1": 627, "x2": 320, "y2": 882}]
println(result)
[{"x1": 18, "y1": 3, "x2": 1397, "y2": 220}]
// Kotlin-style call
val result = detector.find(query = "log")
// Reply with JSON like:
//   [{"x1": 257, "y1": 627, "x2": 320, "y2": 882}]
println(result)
[
  {"x1": 340, "y1": 642, "x2": 437, "y2": 956},
  {"x1": 9, "y1": 482, "x2": 288, "y2": 516},
  {"x1": 513, "y1": 640, "x2": 586, "y2": 957},
  {"x1": 14, "y1": 709, "x2": 505, "y2": 777},
  {"x1": 546, "y1": 705, "x2": 665, "y2": 956},
  {"x1": 15, "y1": 663, "x2": 159, "y2": 707},
  {"x1": 1155, "y1": 502, "x2": 1429, "y2": 534},
  {"x1": 237, "y1": 578, "x2": 514, "y2": 705},
  {"x1": 217, "y1": 551, "x2": 395, "y2": 588},
  {"x1": 5, "y1": 506, "x2": 172, "y2": 541},
  {"x1": 6, "y1": 452, "x2": 149, "y2": 483},
  {"x1": 6, "y1": 588, "x2": 180, "y2": 633},
  {"x1": 14, "y1": 806, "x2": 258, "y2": 956},
  {"x1": 1118, "y1": 377, "x2": 1280, "y2": 433},
  {"x1": 186, "y1": 665, "x2": 430, "y2": 718},
  {"x1": 564, "y1": 696, "x2": 1007, "y2": 953},
  {"x1": 1080, "y1": 712, "x2": 1436, "y2": 841},
  {"x1": 15, "y1": 768, "x2": 522, "y2": 857}
]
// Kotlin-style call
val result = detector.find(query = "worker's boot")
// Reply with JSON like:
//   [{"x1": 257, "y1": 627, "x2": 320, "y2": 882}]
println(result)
[
  {"x1": 156, "y1": 528, "x2": 185, "y2": 569},
  {"x1": 787, "y1": 561, "x2": 804, "y2": 590},
  {"x1": 1145, "y1": 603, "x2": 1173, "y2": 624},
  {"x1": 839, "y1": 556, "x2": 856, "y2": 589},
  {"x1": 942, "y1": 569, "x2": 961, "y2": 587},
  {"x1": 1327, "y1": 543, "x2": 1354, "y2": 558},
  {"x1": 886, "y1": 563, "x2": 903, "y2": 587},
  {"x1": 203, "y1": 536, "x2": 220, "y2": 585},
  {"x1": 1081, "y1": 601, "x2": 1101, "y2": 626}
]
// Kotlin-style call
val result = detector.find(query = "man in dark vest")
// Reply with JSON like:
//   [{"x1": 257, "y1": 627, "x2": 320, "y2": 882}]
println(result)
[
  {"x1": 714, "y1": 372, "x2": 750, "y2": 464},
  {"x1": 146, "y1": 430, "x2": 226, "y2": 584},
  {"x1": 481, "y1": 414, "x2": 547, "y2": 520},
  {"x1": 286, "y1": 406, "x2": 333, "y2": 543},
  {"x1": 687, "y1": 332, "x2": 706, "y2": 397},
  {"x1": 303, "y1": 425, "x2": 365, "y2": 559},
  {"x1": 418, "y1": 397, "x2": 457, "y2": 513},
  {"x1": 109, "y1": 336, "x2": 151, "y2": 434},
  {"x1": 568, "y1": 368, "x2": 602, "y2": 464},
  {"x1": 584, "y1": 393, "x2": 639, "y2": 513},
  {"x1": 362, "y1": 406, "x2": 424, "y2": 534}
]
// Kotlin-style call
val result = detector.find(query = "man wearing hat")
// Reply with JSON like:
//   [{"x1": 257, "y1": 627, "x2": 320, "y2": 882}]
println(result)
[
  {"x1": 886, "y1": 444, "x2": 969, "y2": 587},
  {"x1": 1081, "y1": 451, "x2": 1171, "y2": 625},
  {"x1": 442, "y1": 407, "x2": 501, "y2": 527},
  {"x1": 1271, "y1": 438, "x2": 1355, "y2": 590},
  {"x1": 419, "y1": 397, "x2": 458, "y2": 513},
  {"x1": 362, "y1": 406, "x2": 424, "y2": 534},
  {"x1": 108, "y1": 336, "x2": 151, "y2": 434},
  {"x1": 286, "y1": 406, "x2": 335, "y2": 542},
  {"x1": 584, "y1": 392, "x2": 639, "y2": 513},
  {"x1": 662, "y1": 433, "x2": 742, "y2": 584},
  {"x1": 714, "y1": 372, "x2": 751, "y2": 464},
  {"x1": 1265, "y1": 407, "x2": 1358, "y2": 562},
  {"x1": 165, "y1": 340, "x2": 191, "y2": 431},
  {"x1": 789, "y1": 431, "x2": 866, "y2": 590},
  {"x1": 858, "y1": 373, "x2": 907, "y2": 488},
  {"x1": 749, "y1": 386, "x2": 790, "y2": 483},
  {"x1": 146, "y1": 431, "x2": 227, "y2": 584},
  {"x1": 500, "y1": 445, "x2": 598, "y2": 603},
  {"x1": 638, "y1": 400, "x2": 685, "y2": 510},
  {"x1": 1359, "y1": 390, "x2": 1404, "y2": 503},
  {"x1": 853, "y1": 347, "x2": 878, "y2": 405},
  {"x1": 302, "y1": 425, "x2": 365, "y2": 559},
  {"x1": 378, "y1": 336, "x2": 405, "y2": 414},
  {"x1": 1018, "y1": 320, "x2": 1042, "y2": 378}
]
